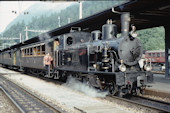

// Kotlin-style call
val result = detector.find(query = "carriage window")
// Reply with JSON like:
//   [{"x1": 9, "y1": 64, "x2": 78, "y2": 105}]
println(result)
[
  {"x1": 26, "y1": 49, "x2": 29, "y2": 56},
  {"x1": 21, "y1": 44, "x2": 45, "y2": 57},
  {"x1": 33, "y1": 47, "x2": 36, "y2": 56},
  {"x1": 37, "y1": 46, "x2": 40, "y2": 55},
  {"x1": 25, "y1": 49, "x2": 27, "y2": 56},
  {"x1": 9, "y1": 52, "x2": 11, "y2": 58},
  {"x1": 148, "y1": 53, "x2": 151, "y2": 57},
  {"x1": 161, "y1": 52, "x2": 165, "y2": 57},
  {"x1": 157, "y1": 53, "x2": 160, "y2": 57},
  {"x1": 42, "y1": 45, "x2": 45, "y2": 55},
  {"x1": 152, "y1": 53, "x2": 155, "y2": 57},
  {"x1": 30, "y1": 48, "x2": 33, "y2": 55},
  {"x1": 22, "y1": 50, "x2": 25, "y2": 57},
  {"x1": 67, "y1": 37, "x2": 73, "y2": 45}
]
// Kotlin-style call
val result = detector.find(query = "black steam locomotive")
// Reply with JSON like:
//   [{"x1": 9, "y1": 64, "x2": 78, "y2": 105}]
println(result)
[{"x1": 0, "y1": 13, "x2": 153, "y2": 96}]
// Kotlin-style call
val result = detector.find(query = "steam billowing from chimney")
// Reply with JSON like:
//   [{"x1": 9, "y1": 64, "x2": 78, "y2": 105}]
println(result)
[{"x1": 38, "y1": 32, "x2": 51, "y2": 41}]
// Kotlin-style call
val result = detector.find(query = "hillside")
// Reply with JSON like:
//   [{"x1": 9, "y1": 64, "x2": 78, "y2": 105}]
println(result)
[
  {"x1": 2, "y1": 1, "x2": 124, "y2": 40},
  {"x1": 4, "y1": 2, "x2": 75, "y2": 32},
  {"x1": 0, "y1": 1, "x2": 165, "y2": 50}
]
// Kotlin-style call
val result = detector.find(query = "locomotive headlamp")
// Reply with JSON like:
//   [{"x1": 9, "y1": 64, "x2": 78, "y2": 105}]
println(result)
[
  {"x1": 131, "y1": 32, "x2": 137, "y2": 38},
  {"x1": 93, "y1": 64, "x2": 97, "y2": 69},
  {"x1": 130, "y1": 25, "x2": 137, "y2": 38},
  {"x1": 144, "y1": 64, "x2": 151, "y2": 71},
  {"x1": 144, "y1": 58, "x2": 152, "y2": 71},
  {"x1": 119, "y1": 60, "x2": 126, "y2": 72},
  {"x1": 119, "y1": 64, "x2": 126, "y2": 72},
  {"x1": 144, "y1": 64, "x2": 152, "y2": 71}
]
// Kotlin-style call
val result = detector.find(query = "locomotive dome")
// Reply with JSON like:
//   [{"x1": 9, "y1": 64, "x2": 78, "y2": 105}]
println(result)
[{"x1": 118, "y1": 37, "x2": 143, "y2": 66}]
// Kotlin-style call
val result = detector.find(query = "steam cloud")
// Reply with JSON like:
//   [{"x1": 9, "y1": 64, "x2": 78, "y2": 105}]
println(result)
[
  {"x1": 38, "y1": 32, "x2": 51, "y2": 41},
  {"x1": 63, "y1": 76, "x2": 108, "y2": 98},
  {"x1": 39, "y1": 33, "x2": 108, "y2": 98}
]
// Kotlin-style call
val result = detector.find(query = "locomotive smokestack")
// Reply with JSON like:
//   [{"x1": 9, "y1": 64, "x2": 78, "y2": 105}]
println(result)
[{"x1": 121, "y1": 12, "x2": 130, "y2": 36}]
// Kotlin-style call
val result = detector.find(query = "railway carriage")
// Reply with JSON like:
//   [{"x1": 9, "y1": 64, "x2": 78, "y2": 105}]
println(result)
[
  {"x1": 20, "y1": 42, "x2": 45, "y2": 72},
  {"x1": 1, "y1": 51, "x2": 13, "y2": 67},
  {"x1": 145, "y1": 50, "x2": 165, "y2": 65}
]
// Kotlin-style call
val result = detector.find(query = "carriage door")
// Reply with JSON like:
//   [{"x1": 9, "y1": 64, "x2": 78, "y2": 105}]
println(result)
[
  {"x1": 54, "y1": 38, "x2": 59, "y2": 67},
  {"x1": 13, "y1": 52, "x2": 16, "y2": 65}
]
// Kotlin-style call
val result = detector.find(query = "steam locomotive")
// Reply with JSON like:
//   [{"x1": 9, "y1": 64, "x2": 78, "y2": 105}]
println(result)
[{"x1": 0, "y1": 13, "x2": 153, "y2": 96}]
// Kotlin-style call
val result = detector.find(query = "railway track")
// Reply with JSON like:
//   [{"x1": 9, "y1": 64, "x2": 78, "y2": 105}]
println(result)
[
  {"x1": 0, "y1": 76, "x2": 64, "y2": 113},
  {"x1": 127, "y1": 96, "x2": 170, "y2": 112},
  {"x1": 0, "y1": 86, "x2": 24, "y2": 113},
  {"x1": 144, "y1": 89, "x2": 170, "y2": 99},
  {"x1": 106, "y1": 95, "x2": 170, "y2": 113},
  {"x1": 151, "y1": 70, "x2": 165, "y2": 74}
]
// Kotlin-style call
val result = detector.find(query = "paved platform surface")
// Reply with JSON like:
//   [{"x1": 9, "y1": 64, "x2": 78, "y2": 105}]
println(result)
[{"x1": 146, "y1": 74, "x2": 170, "y2": 94}]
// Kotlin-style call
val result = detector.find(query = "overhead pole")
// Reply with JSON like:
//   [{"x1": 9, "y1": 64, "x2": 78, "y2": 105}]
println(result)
[
  {"x1": 20, "y1": 33, "x2": 22, "y2": 43},
  {"x1": 58, "y1": 16, "x2": 61, "y2": 27},
  {"x1": 24, "y1": 27, "x2": 49, "y2": 41},
  {"x1": 68, "y1": 18, "x2": 71, "y2": 23},
  {"x1": 26, "y1": 26, "x2": 28, "y2": 40},
  {"x1": 164, "y1": 25, "x2": 170, "y2": 78},
  {"x1": 79, "y1": 1, "x2": 82, "y2": 19}
]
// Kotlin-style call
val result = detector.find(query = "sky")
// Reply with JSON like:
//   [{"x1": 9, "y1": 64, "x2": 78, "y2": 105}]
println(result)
[
  {"x1": 0, "y1": 1, "x2": 38, "y2": 33},
  {"x1": 0, "y1": 1, "x2": 74, "y2": 34}
]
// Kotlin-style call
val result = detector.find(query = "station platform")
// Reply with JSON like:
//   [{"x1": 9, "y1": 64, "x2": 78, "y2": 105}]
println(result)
[{"x1": 145, "y1": 74, "x2": 170, "y2": 98}]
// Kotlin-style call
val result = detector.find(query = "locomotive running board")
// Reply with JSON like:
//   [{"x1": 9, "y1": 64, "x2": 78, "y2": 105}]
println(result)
[{"x1": 55, "y1": 67, "x2": 148, "y2": 76}]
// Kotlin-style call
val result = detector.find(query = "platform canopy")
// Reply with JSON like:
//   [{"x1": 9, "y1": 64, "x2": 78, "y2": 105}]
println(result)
[
  {"x1": 48, "y1": 0, "x2": 170, "y2": 33},
  {"x1": 2, "y1": 0, "x2": 170, "y2": 50}
]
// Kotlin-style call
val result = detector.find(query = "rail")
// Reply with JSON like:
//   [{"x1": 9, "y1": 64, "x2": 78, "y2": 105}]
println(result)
[
  {"x1": 151, "y1": 70, "x2": 165, "y2": 74},
  {"x1": 0, "y1": 76, "x2": 64, "y2": 113},
  {"x1": 129, "y1": 95, "x2": 170, "y2": 112},
  {"x1": 0, "y1": 86, "x2": 24, "y2": 113},
  {"x1": 106, "y1": 95, "x2": 170, "y2": 113}
]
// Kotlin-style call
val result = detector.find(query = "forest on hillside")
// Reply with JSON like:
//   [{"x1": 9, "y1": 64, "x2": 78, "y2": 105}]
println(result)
[{"x1": 0, "y1": 1, "x2": 165, "y2": 50}]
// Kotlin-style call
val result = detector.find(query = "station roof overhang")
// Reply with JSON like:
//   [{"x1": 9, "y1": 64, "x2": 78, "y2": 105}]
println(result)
[
  {"x1": 48, "y1": 0, "x2": 170, "y2": 34},
  {"x1": 1, "y1": 0, "x2": 170, "y2": 52}
]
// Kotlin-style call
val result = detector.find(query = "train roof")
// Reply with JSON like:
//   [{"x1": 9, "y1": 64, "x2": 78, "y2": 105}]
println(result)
[
  {"x1": 145, "y1": 50, "x2": 165, "y2": 53},
  {"x1": 1, "y1": 0, "x2": 170, "y2": 52}
]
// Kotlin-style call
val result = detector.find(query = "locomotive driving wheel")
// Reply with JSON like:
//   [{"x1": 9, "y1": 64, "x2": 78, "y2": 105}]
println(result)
[{"x1": 109, "y1": 81, "x2": 118, "y2": 96}]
